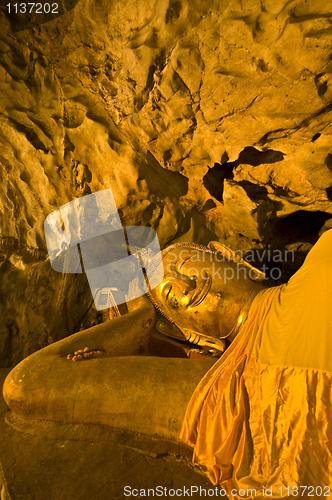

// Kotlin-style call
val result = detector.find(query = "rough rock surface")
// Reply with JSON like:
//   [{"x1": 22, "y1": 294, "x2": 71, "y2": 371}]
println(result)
[{"x1": 1, "y1": 0, "x2": 332, "y2": 366}]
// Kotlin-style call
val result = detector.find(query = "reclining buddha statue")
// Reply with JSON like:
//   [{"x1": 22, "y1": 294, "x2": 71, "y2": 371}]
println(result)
[{"x1": 3, "y1": 230, "x2": 332, "y2": 498}]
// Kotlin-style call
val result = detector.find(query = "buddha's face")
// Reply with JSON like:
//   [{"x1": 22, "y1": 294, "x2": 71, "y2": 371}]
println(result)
[{"x1": 150, "y1": 246, "x2": 263, "y2": 339}]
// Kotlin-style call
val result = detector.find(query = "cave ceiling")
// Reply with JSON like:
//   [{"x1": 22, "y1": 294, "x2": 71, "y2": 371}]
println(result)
[{"x1": 0, "y1": 0, "x2": 332, "y2": 366}]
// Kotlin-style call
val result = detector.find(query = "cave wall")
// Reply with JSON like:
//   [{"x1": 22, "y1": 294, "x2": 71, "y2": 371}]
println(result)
[{"x1": 0, "y1": 0, "x2": 332, "y2": 367}]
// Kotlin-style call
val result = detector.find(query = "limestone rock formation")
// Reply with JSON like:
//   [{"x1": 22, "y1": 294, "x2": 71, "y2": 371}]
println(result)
[{"x1": 0, "y1": 0, "x2": 332, "y2": 366}]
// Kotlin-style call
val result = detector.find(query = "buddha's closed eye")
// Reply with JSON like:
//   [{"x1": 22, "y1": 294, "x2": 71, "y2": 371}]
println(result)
[
  {"x1": 177, "y1": 258, "x2": 198, "y2": 280},
  {"x1": 179, "y1": 257, "x2": 189, "y2": 269},
  {"x1": 166, "y1": 286, "x2": 172, "y2": 300}
]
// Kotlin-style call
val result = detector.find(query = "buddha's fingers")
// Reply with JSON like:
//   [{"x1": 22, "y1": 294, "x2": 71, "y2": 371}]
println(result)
[{"x1": 42, "y1": 300, "x2": 157, "y2": 358}]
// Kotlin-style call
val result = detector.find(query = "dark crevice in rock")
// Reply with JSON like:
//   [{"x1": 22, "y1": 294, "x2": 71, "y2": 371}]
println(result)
[
  {"x1": 236, "y1": 147, "x2": 284, "y2": 166},
  {"x1": 237, "y1": 181, "x2": 268, "y2": 201},
  {"x1": 166, "y1": 1, "x2": 182, "y2": 24},
  {"x1": 257, "y1": 128, "x2": 290, "y2": 146},
  {"x1": 167, "y1": 208, "x2": 219, "y2": 247},
  {"x1": 203, "y1": 147, "x2": 284, "y2": 201},
  {"x1": 138, "y1": 151, "x2": 189, "y2": 200},
  {"x1": 315, "y1": 73, "x2": 329, "y2": 96},
  {"x1": 268, "y1": 210, "x2": 332, "y2": 245},
  {"x1": 325, "y1": 154, "x2": 332, "y2": 171},
  {"x1": 142, "y1": 203, "x2": 158, "y2": 224},
  {"x1": 243, "y1": 246, "x2": 307, "y2": 285},
  {"x1": 19, "y1": 170, "x2": 31, "y2": 184},
  {"x1": 163, "y1": 150, "x2": 172, "y2": 164},
  {"x1": 252, "y1": 199, "x2": 283, "y2": 238},
  {"x1": 1, "y1": 321, "x2": 14, "y2": 368},
  {"x1": 300, "y1": 104, "x2": 332, "y2": 128},
  {"x1": 273, "y1": 186, "x2": 296, "y2": 197},
  {"x1": 134, "y1": 50, "x2": 167, "y2": 112},
  {"x1": 7, "y1": 118, "x2": 49, "y2": 152},
  {"x1": 220, "y1": 151, "x2": 229, "y2": 163},
  {"x1": 202, "y1": 199, "x2": 217, "y2": 210},
  {"x1": 326, "y1": 186, "x2": 332, "y2": 200},
  {"x1": 257, "y1": 103, "x2": 332, "y2": 146},
  {"x1": 85, "y1": 111, "x2": 124, "y2": 145},
  {"x1": 203, "y1": 162, "x2": 234, "y2": 201},
  {"x1": 240, "y1": 178, "x2": 297, "y2": 202},
  {"x1": 64, "y1": 134, "x2": 75, "y2": 152},
  {"x1": 146, "y1": 65, "x2": 158, "y2": 94}
]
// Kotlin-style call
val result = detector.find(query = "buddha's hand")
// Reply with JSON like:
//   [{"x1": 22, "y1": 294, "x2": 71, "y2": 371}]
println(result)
[{"x1": 64, "y1": 347, "x2": 106, "y2": 362}]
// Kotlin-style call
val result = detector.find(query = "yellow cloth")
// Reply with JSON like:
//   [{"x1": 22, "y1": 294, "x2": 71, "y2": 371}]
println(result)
[{"x1": 179, "y1": 230, "x2": 332, "y2": 499}]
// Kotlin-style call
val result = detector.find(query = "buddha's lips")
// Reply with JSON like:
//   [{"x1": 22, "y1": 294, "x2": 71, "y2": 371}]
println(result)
[{"x1": 188, "y1": 276, "x2": 212, "y2": 307}]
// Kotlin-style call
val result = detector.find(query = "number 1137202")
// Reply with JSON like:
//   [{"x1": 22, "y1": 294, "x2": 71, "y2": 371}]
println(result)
[
  {"x1": 6, "y1": 3, "x2": 59, "y2": 14},
  {"x1": 278, "y1": 486, "x2": 331, "y2": 496}
]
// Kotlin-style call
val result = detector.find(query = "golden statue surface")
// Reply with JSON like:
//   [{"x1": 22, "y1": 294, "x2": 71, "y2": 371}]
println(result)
[{"x1": 3, "y1": 232, "x2": 332, "y2": 497}]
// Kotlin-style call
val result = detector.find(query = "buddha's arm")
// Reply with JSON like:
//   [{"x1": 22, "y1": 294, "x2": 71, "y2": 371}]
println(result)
[
  {"x1": 37, "y1": 294, "x2": 157, "y2": 358},
  {"x1": 3, "y1": 293, "x2": 215, "y2": 442}
]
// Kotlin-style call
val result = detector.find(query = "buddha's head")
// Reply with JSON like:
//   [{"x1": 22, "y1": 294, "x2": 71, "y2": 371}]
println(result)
[{"x1": 147, "y1": 242, "x2": 266, "y2": 350}]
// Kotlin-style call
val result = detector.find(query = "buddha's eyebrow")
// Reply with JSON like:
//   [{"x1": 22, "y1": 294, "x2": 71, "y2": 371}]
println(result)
[{"x1": 179, "y1": 257, "x2": 190, "y2": 269}]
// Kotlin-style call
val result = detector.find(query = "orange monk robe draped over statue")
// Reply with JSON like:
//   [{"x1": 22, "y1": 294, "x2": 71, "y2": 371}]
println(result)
[{"x1": 180, "y1": 229, "x2": 332, "y2": 499}]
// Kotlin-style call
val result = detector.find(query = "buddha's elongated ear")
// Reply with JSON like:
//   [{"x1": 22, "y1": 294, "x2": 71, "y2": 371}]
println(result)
[
  {"x1": 207, "y1": 241, "x2": 266, "y2": 282},
  {"x1": 182, "y1": 328, "x2": 227, "y2": 353},
  {"x1": 156, "y1": 318, "x2": 188, "y2": 341},
  {"x1": 156, "y1": 318, "x2": 226, "y2": 354},
  {"x1": 208, "y1": 241, "x2": 237, "y2": 261}
]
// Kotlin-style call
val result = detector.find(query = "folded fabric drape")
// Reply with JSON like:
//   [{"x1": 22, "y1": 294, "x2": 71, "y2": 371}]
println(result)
[{"x1": 180, "y1": 230, "x2": 332, "y2": 499}]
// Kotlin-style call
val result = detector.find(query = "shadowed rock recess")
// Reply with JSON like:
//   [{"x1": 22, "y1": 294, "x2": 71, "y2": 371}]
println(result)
[{"x1": 0, "y1": 0, "x2": 332, "y2": 367}]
